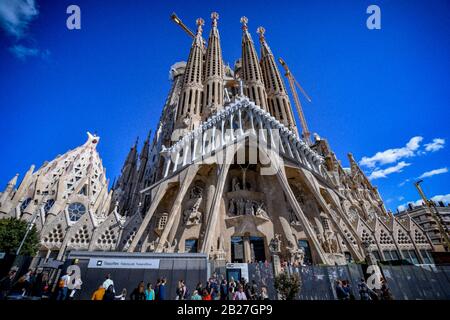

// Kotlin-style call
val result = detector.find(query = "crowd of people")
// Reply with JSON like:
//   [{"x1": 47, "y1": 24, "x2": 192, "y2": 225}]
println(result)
[
  {"x1": 1, "y1": 266, "x2": 395, "y2": 301},
  {"x1": 0, "y1": 268, "x2": 52, "y2": 300},
  {"x1": 335, "y1": 277, "x2": 394, "y2": 300},
  {"x1": 88, "y1": 274, "x2": 270, "y2": 301}
]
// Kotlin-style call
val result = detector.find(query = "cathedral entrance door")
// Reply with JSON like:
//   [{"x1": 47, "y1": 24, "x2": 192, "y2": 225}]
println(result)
[{"x1": 249, "y1": 236, "x2": 266, "y2": 262}]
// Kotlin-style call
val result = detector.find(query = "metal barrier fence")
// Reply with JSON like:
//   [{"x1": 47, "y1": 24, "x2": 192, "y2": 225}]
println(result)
[{"x1": 215, "y1": 262, "x2": 450, "y2": 300}]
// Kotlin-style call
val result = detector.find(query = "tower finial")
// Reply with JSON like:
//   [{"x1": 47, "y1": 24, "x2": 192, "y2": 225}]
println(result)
[
  {"x1": 240, "y1": 16, "x2": 248, "y2": 31},
  {"x1": 257, "y1": 26, "x2": 266, "y2": 41},
  {"x1": 196, "y1": 17, "x2": 205, "y2": 34},
  {"x1": 211, "y1": 12, "x2": 219, "y2": 27}
]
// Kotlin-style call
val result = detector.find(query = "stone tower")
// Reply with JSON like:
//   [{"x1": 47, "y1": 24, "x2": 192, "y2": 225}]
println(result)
[
  {"x1": 176, "y1": 18, "x2": 205, "y2": 131},
  {"x1": 257, "y1": 27, "x2": 298, "y2": 133},
  {"x1": 240, "y1": 16, "x2": 268, "y2": 111},
  {"x1": 203, "y1": 12, "x2": 224, "y2": 118}
]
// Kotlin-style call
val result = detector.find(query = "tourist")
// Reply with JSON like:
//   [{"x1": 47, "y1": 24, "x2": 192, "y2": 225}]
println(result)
[
  {"x1": 219, "y1": 279, "x2": 228, "y2": 300},
  {"x1": 102, "y1": 273, "x2": 114, "y2": 293},
  {"x1": 250, "y1": 280, "x2": 258, "y2": 300},
  {"x1": 154, "y1": 278, "x2": 161, "y2": 300},
  {"x1": 130, "y1": 281, "x2": 146, "y2": 300},
  {"x1": 260, "y1": 286, "x2": 269, "y2": 300},
  {"x1": 234, "y1": 286, "x2": 247, "y2": 300},
  {"x1": 0, "y1": 269, "x2": 17, "y2": 300},
  {"x1": 91, "y1": 285, "x2": 105, "y2": 300},
  {"x1": 228, "y1": 277, "x2": 236, "y2": 294},
  {"x1": 196, "y1": 281, "x2": 203, "y2": 294},
  {"x1": 158, "y1": 278, "x2": 166, "y2": 300},
  {"x1": 358, "y1": 278, "x2": 373, "y2": 301},
  {"x1": 115, "y1": 288, "x2": 127, "y2": 300},
  {"x1": 69, "y1": 271, "x2": 83, "y2": 300},
  {"x1": 227, "y1": 286, "x2": 234, "y2": 300},
  {"x1": 202, "y1": 288, "x2": 212, "y2": 300},
  {"x1": 145, "y1": 283, "x2": 155, "y2": 300},
  {"x1": 103, "y1": 284, "x2": 115, "y2": 301},
  {"x1": 191, "y1": 290, "x2": 202, "y2": 300},
  {"x1": 380, "y1": 278, "x2": 394, "y2": 300},
  {"x1": 342, "y1": 280, "x2": 355, "y2": 300},
  {"x1": 335, "y1": 280, "x2": 349, "y2": 300},
  {"x1": 176, "y1": 280, "x2": 186, "y2": 300},
  {"x1": 56, "y1": 271, "x2": 71, "y2": 300}
]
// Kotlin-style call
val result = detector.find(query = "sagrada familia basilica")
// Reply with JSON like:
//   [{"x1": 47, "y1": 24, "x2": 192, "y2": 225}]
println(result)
[{"x1": 0, "y1": 13, "x2": 434, "y2": 266}]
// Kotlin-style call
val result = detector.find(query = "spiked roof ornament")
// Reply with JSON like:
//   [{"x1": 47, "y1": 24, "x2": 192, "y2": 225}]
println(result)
[
  {"x1": 257, "y1": 26, "x2": 265, "y2": 40},
  {"x1": 211, "y1": 12, "x2": 219, "y2": 27},
  {"x1": 240, "y1": 16, "x2": 248, "y2": 30},
  {"x1": 196, "y1": 17, "x2": 205, "y2": 34}
]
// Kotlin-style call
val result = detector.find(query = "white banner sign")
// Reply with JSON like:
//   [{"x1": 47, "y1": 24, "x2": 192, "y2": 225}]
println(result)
[{"x1": 88, "y1": 257, "x2": 160, "y2": 269}]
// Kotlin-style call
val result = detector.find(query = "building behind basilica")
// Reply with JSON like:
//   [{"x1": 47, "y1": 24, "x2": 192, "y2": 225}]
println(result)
[{"x1": 0, "y1": 13, "x2": 435, "y2": 266}]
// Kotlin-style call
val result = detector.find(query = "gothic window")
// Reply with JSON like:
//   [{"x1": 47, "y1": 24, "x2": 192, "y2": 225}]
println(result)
[
  {"x1": 20, "y1": 198, "x2": 32, "y2": 213},
  {"x1": 68, "y1": 202, "x2": 86, "y2": 222},
  {"x1": 157, "y1": 214, "x2": 168, "y2": 230},
  {"x1": 44, "y1": 199, "x2": 55, "y2": 215}
]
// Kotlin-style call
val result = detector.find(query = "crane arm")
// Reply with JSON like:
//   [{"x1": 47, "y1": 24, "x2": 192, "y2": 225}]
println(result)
[{"x1": 171, "y1": 12, "x2": 195, "y2": 38}]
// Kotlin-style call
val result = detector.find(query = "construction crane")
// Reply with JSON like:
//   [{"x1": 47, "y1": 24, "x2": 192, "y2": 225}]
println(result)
[
  {"x1": 170, "y1": 12, "x2": 195, "y2": 38},
  {"x1": 279, "y1": 57, "x2": 313, "y2": 145}
]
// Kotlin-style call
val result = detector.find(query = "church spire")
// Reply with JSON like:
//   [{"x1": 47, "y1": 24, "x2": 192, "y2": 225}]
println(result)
[
  {"x1": 203, "y1": 12, "x2": 224, "y2": 118},
  {"x1": 257, "y1": 27, "x2": 297, "y2": 132},
  {"x1": 176, "y1": 17, "x2": 205, "y2": 130},
  {"x1": 240, "y1": 17, "x2": 268, "y2": 111}
]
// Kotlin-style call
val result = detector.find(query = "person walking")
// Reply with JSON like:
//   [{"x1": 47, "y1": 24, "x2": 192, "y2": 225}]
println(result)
[
  {"x1": 145, "y1": 283, "x2": 155, "y2": 300},
  {"x1": 0, "y1": 269, "x2": 17, "y2": 300},
  {"x1": 102, "y1": 274, "x2": 114, "y2": 293},
  {"x1": 56, "y1": 271, "x2": 71, "y2": 301},
  {"x1": 130, "y1": 281, "x2": 146, "y2": 300},
  {"x1": 91, "y1": 285, "x2": 105, "y2": 300},
  {"x1": 103, "y1": 284, "x2": 115, "y2": 301},
  {"x1": 69, "y1": 272, "x2": 83, "y2": 300}
]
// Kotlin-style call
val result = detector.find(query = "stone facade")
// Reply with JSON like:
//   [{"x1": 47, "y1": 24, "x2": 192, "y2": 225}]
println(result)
[{"x1": 0, "y1": 13, "x2": 435, "y2": 265}]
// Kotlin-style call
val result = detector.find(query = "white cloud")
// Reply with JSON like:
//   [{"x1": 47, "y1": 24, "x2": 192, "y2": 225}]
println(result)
[
  {"x1": 360, "y1": 136, "x2": 423, "y2": 168},
  {"x1": 424, "y1": 138, "x2": 445, "y2": 152},
  {"x1": 8, "y1": 44, "x2": 49, "y2": 60},
  {"x1": 368, "y1": 161, "x2": 411, "y2": 180},
  {"x1": 397, "y1": 193, "x2": 450, "y2": 211},
  {"x1": 0, "y1": 0, "x2": 39, "y2": 39},
  {"x1": 398, "y1": 196, "x2": 405, "y2": 201},
  {"x1": 418, "y1": 167, "x2": 448, "y2": 179}
]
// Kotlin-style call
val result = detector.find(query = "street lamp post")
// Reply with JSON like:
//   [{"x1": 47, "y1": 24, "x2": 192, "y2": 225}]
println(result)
[
  {"x1": 414, "y1": 180, "x2": 450, "y2": 252},
  {"x1": 16, "y1": 211, "x2": 38, "y2": 256}
]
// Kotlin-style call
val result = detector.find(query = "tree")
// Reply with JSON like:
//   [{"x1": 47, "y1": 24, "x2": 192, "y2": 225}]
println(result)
[
  {"x1": 0, "y1": 218, "x2": 39, "y2": 256},
  {"x1": 274, "y1": 272, "x2": 302, "y2": 300}
]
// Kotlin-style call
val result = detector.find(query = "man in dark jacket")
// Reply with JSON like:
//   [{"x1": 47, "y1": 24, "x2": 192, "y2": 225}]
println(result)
[
  {"x1": 158, "y1": 278, "x2": 166, "y2": 300},
  {"x1": 0, "y1": 270, "x2": 17, "y2": 300}
]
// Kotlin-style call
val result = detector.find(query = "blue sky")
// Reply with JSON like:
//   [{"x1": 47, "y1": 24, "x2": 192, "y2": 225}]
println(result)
[{"x1": 0, "y1": 0, "x2": 449, "y2": 212}]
